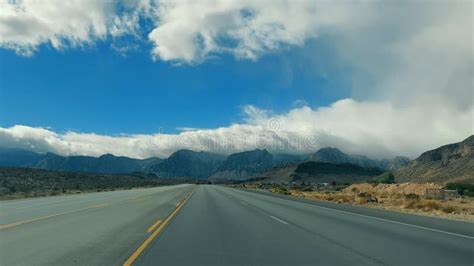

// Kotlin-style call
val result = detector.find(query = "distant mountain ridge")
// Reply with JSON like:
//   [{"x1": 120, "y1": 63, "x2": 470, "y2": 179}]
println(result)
[
  {"x1": 209, "y1": 149, "x2": 274, "y2": 181},
  {"x1": 0, "y1": 148, "x2": 162, "y2": 174},
  {"x1": 0, "y1": 145, "x2": 410, "y2": 180},
  {"x1": 151, "y1": 149, "x2": 225, "y2": 179},
  {"x1": 309, "y1": 147, "x2": 410, "y2": 170},
  {"x1": 1, "y1": 137, "x2": 471, "y2": 183},
  {"x1": 259, "y1": 161, "x2": 384, "y2": 184},
  {"x1": 394, "y1": 135, "x2": 474, "y2": 184}
]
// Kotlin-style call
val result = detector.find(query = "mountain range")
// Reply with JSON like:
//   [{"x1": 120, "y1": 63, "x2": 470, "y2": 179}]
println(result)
[
  {"x1": 0, "y1": 148, "x2": 162, "y2": 174},
  {"x1": 258, "y1": 135, "x2": 474, "y2": 185},
  {"x1": 9, "y1": 137, "x2": 473, "y2": 184},
  {"x1": 1, "y1": 136, "x2": 471, "y2": 184},
  {"x1": 0, "y1": 146, "x2": 408, "y2": 180}
]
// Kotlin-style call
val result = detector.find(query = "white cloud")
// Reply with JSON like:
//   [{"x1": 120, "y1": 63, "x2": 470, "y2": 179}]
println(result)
[
  {"x1": 0, "y1": 0, "x2": 112, "y2": 55},
  {"x1": 145, "y1": 0, "x2": 472, "y2": 113},
  {"x1": 324, "y1": 1, "x2": 473, "y2": 110},
  {"x1": 147, "y1": 0, "x2": 356, "y2": 62},
  {"x1": 1, "y1": 99, "x2": 472, "y2": 159},
  {"x1": 0, "y1": 1, "x2": 472, "y2": 160}
]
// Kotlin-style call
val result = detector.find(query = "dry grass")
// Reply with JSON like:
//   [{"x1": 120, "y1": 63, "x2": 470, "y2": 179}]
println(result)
[{"x1": 280, "y1": 183, "x2": 474, "y2": 222}]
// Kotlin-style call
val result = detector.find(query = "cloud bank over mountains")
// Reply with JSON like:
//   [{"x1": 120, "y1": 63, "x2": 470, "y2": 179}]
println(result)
[
  {"x1": 1, "y1": 99, "x2": 471, "y2": 159},
  {"x1": 0, "y1": 0, "x2": 472, "y2": 159}
]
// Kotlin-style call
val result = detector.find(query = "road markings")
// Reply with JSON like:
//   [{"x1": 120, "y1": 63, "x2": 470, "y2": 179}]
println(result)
[
  {"x1": 13, "y1": 195, "x2": 112, "y2": 210},
  {"x1": 146, "y1": 219, "x2": 162, "y2": 233},
  {"x1": 0, "y1": 192, "x2": 165, "y2": 230},
  {"x1": 243, "y1": 191, "x2": 474, "y2": 240},
  {"x1": 123, "y1": 191, "x2": 195, "y2": 266},
  {"x1": 232, "y1": 188, "x2": 474, "y2": 240},
  {"x1": 298, "y1": 203, "x2": 474, "y2": 240},
  {"x1": 0, "y1": 203, "x2": 110, "y2": 230},
  {"x1": 270, "y1": 215, "x2": 288, "y2": 225},
  {"x1": 240, "y1": 201, "x2": 249, "y2": 206}
]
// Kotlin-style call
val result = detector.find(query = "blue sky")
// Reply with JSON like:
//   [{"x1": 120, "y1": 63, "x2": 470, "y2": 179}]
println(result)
[
  {"x1": 0, "y1": 1, "x2": 471, "y2": 159},
  {"x1": 1, "y1": 39, "x2": 351, "y2": 135}
]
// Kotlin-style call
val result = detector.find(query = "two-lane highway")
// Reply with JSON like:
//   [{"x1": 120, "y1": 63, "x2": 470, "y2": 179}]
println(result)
[{"x1": 1, "y1": 184, "x2": 473, "y2": 265}]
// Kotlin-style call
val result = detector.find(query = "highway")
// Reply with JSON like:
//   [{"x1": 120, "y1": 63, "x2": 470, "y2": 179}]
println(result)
[{"x1": 1, "y1": 185, "x2": 473, "y2": 265}]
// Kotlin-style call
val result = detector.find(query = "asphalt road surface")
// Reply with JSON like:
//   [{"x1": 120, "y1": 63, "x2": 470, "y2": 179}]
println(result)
[{"x1": 1, "y1": 185, "x2": 473, "y2": 266}]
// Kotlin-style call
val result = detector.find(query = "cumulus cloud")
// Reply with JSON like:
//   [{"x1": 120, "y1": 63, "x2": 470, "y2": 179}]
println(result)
[
  {"x1": 1, "y1": 99, "x2": 472, "y2": 159},
  {"x1": 146, "y1": 0, "x2": 472, "y2": 113},
  {"x1": 3, "y1": 1, "x2": 468, "y2": 105},
  {"x1": 0, "y1": 1, "x2": 472, "y2": 159},
  {"x1": 0, "y1": 0, "x2": 113, "y2": 55},
  {"x1": 147, "y1": 0, "x2": 330, "y2": 62}
]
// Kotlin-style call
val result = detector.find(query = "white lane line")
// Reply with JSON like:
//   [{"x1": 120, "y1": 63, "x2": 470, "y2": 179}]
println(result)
[
  {"x1": 302, "y1": 204, "x2": 474, "y2": 240},
  {"x1": 240, "y1": 201, "x2": 249, "y2": 206},
  {"x1": 270, "y1": 215, "x2": 289, "y2": 225},
  {"x1": 231, "y1": 188, "x2": 474, "y2": 240},
  {"x1": 264, "y1": 195, "x2": 474, "y2": 240}
]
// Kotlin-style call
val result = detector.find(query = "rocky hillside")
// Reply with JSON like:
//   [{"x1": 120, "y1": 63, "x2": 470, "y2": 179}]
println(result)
[
  {"x1": 394, "y1": 135, "x2": 474, "y2": 184},
  {"x1": 259, "y1": 161, "x2": 383, "y2": 184},
  {"x1": 209, "y1": 149, "x2": 274, "y2": 181},
  {"x1": 309, "y1": 147, "x2": 409, "y2": 170},
  {"x1": 151, "y1": 149, "x2": 225, "y2": 179}
]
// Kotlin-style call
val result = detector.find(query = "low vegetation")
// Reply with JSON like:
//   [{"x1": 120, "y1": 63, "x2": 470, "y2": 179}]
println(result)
[
  {"x1": 368, "y1": 172, "x2": 396, "y2": 184},
  {"x1": 255, "y1": 182, "x2": 474, "y2": 221},
  {"x1": 445, "y1": 183, "x2": 474, "y2": 197},
  {"x1": 0, "y1": 167, "x2": 183, "y2": 200}
]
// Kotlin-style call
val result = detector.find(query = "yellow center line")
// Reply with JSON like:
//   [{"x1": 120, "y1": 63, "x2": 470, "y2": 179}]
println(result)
[
  {"x1": 146, "y1": 219, "x2": 162, "y2": 233},
  {"x1": 0, "y1": 203, "x2": 110, "y2": 230},
  {"x1": 123, "y1": 190, "x2": 195, "y2": 266},
  {"x1": 0, "y1": 192, "x2": 157, "y2": 230}
]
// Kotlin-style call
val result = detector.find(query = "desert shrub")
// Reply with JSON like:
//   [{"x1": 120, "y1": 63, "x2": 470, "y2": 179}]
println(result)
[
  {"x1": 356, "y1": 192, "x2": 371, "y2": 204},
  {"x1": 351, "y1": 187, "x2": 359, "y2": 193},
  {"x1": 441, "y1": 206, "x2": 457, "y2": 214},
  {"x1": 415, "y1": 200, "x2": 440, "y2": 212},
  {"x1": 394, "y1": 193, "x2": 404, "y2": 199},
  {"x1": 275, "y1": 186, "x2": 291, "y2": 195},
  {"x1": 333, "y1": 194, "x2": 352, "y2": 203},
  {"x1": 404, "y1": 200, "x2": 417, "y2": 209},
  {"x1": 356, "y1": 197, "x2": 366, "y2": 204},
  {"x1": 405, "y1": 193, "x2": 420, "y2": 200},
  {"x1": 403, "y1": 194, "x2": 421, "y2": 209}
]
